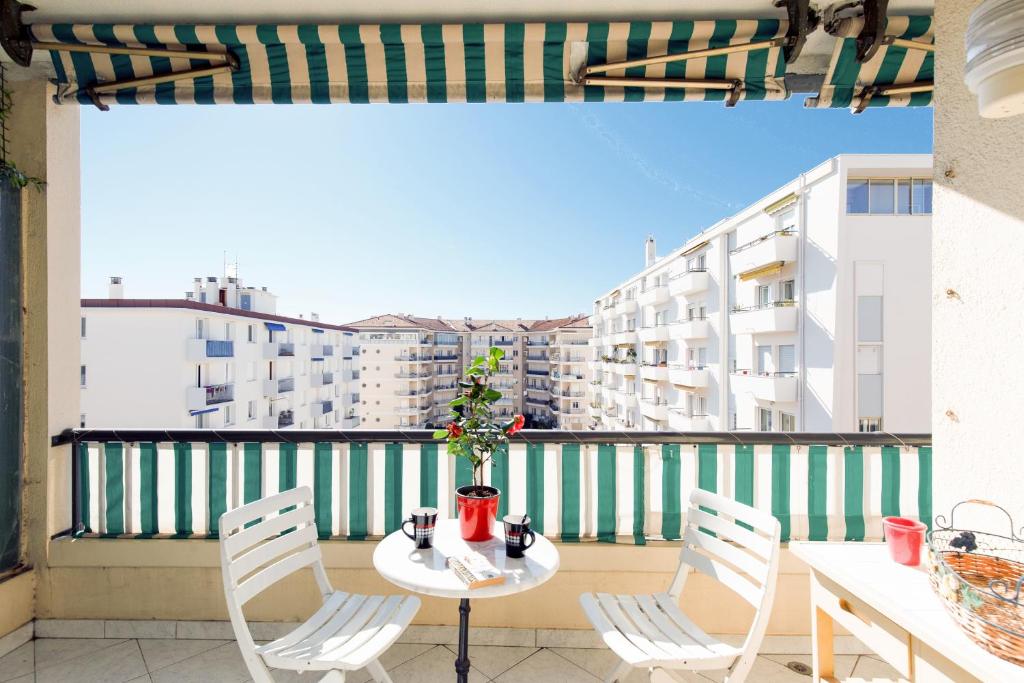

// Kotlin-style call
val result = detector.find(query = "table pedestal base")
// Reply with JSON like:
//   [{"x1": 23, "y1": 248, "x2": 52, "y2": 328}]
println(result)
[{"x1": 455, "y1": 598, "x2": 471, "y2": 683}]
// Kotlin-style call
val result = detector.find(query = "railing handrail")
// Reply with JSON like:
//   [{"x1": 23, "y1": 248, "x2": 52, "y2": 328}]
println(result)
[
  {"x1": 728, "y1": 228, "x2": 795, "y2": 255},
  {"x1": 52, "y1": 428, "x2": 932, "y2": 447}
]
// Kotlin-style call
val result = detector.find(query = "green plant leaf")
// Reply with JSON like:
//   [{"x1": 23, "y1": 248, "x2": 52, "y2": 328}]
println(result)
[
  {"x1": 484, "y1": 389, "x2": 502, "y2": 402},
  {"x1": 473, "y1": 355, "x2": 486, "y2": 366},
  {"x1": 432, "y1": 429, "x2": 448, "y2": 439},
  {"x1": 490, "y1": 346, "x2": 505, "y2": 361},
  {"x1": 449, "y1": 396, "x2": 468, "y2": 406}
]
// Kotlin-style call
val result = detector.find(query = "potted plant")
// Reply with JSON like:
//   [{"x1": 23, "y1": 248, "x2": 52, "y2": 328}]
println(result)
[{"x1": 433, "y1": 347, "x2": 524, "y2": 541}]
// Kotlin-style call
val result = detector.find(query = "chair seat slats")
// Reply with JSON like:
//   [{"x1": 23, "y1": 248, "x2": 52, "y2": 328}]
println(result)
[
  {"x1": 688, "y1": 488, "x2": 778, "y2": 533},
  {"x1": 685, "y1": 508, "x2": 773, "y2": 560},
  {"x1": 649, "y1": 593, "x2": 741, "y2": 659},
  {"x1": 255, "y1": 591, "x2": 350, "y2": 653},
  {"x1": 682, "y1": 526, "x2": 769, "y2": 586},
  {"x1": 681, "y1": 548, "x2": 763, "y2": 608},
  {"x1": 259, "y1": 593, "x2": 421, "y2": 671},
  {"x1": 579, "y1": 593, "x2": 657, "y2": 666},
  {"x1": 235, "y1": 545, "x2": 321, "y2": 605},
  {"x1": 224, "y1": 505, "x2": 315, "y2": 559},
  {"x1": 229, "y1": 524, "x2": 319, "y2": 584},
  {"x1": 220, "y1": 487, "x2": 311, "y2": 533}
]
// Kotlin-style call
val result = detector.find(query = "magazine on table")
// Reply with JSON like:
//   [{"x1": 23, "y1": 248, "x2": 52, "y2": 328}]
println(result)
[{"x1": 447, "y1": 551, "x2": 505, "y2": 589}]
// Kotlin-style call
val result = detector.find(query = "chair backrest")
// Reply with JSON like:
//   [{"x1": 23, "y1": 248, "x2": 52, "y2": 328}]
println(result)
[
  {"x1": 219, "y1": 487, "x2": 332, "y2": 650},
  {"x1": 669, "y1": 488, "x2": 781, "y2": 655}
]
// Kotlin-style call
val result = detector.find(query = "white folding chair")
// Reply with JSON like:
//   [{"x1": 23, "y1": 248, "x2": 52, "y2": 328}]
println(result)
[
  {"x1": 580, "y1": 488, "x2": 781, "y2": 683},
  {"x1": 219, "y1": 486, "x2": 420, "y2": 682}
]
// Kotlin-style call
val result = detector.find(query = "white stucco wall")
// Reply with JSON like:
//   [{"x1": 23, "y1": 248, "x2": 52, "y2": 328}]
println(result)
[{"x1": 933, "y1": 0, "x2": 1024, "y2": 526}]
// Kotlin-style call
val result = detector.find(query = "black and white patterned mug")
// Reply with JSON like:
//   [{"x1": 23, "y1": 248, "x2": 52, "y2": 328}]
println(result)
[
  {"x1": 402, "y1": 507, "x2": 438, "y2": 549},
  {"x1": 503, "y1": 514, "x2": 536, "y2": 559}
]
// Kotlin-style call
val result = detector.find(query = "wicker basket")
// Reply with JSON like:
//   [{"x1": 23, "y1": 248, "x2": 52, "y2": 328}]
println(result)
[{"x1": 927, "y1": 499, "x2": 1024, "y2": 665}]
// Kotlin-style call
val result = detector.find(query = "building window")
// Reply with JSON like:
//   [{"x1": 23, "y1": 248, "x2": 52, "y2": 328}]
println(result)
[
  {"x1": 859, "y1": 417, "x2": 882, "y2": 432},
  {"x1": 80, "y1": 316, "x2": 86, "y2": 338},
  {"x1": 781, "y1": 279, "x2": 795, "y2": 302},
  {"x1": 780, "y1": 412, "x2": 796, "y2": 431},
  {"x1": 848, "y1": 177, "x2": 932, "y2": 215},
  {"x1": 912, "y1": 179, "x2": 933, "y2": 214},
  {"x1": 224, "y1": 404, "x2": 234, "y2": 426},
  {"x1": 758, "y1": 408, "x2": 773, "y2": 431},
  {"x1": 757, "y1": 285, "x2": 771, "y2": 308},
  {"x1": 247, "y1": 324, "x2": 256, "y2": 343},
  {"x1": 196, "y1": 319, "x2": 205, "y2": 339},
  {"x1": 248, "y1": 400, "x2": 256, "y2": 420},
  {"x1": 80, "y1": 414, "x2": 86, "y2": 428},
  {"x1": 240, "y1": 293, "x2": 252, "y2": 310},
  {"x1": 80, "y1": 365, "x2": 86, "y2": 387}
]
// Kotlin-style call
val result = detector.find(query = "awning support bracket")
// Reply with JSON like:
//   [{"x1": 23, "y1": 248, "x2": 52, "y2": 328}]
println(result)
[
  {"x1": 855, "y1": 0, "x2": 890, "y2": 62},
  {"x1": 776, "y1": 0, "x2": 819, "y2": 64},
  {"x1": 852, "y1": 79, "x2": 933, "y2": 114},
  {"x1": 0, "y1": 0, "x2": 34, "y2": 67},
  {"x1": 580, "y1": 75, "x2": 744, "y2": 106}
]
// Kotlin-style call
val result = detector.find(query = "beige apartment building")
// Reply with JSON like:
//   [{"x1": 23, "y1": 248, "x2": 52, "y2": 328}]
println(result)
[{"x1": 347, "y1": 314, "x2": 591, "y2": 429}]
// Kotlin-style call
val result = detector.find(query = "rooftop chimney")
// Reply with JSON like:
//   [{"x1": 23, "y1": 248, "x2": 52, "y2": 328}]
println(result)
[
  {"x1": 644, "y1": 235, "x2": 657, "y2": 268},
  {"x1": 108, "y1": 276, "x2": 124, "y2": 299}
]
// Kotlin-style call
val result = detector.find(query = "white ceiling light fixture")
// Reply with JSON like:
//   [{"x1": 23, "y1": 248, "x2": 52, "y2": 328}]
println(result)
[{"x1": 966, "y1": 0, "x2": 1024, "y2": 118}]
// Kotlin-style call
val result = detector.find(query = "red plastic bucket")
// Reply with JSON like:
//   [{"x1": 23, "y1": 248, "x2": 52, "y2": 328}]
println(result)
[
  {"x1": 883, "y1": 516, "x2": 928, "y2": 566},
  {"x1": 456, "y1": 486, "x2": 500, "y2": 542}
]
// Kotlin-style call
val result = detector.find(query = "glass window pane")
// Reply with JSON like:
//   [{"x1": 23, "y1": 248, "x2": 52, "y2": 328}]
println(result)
[
  {"x1": 897, "y1": 179, "x2": 912, "y2": 214},
  {"x1": 869, "y1": 180, "x2": 895, "y2": 214},
  {"x1": 857, "y1": 296, "x2": 883, "y2": 342},
  {"x1": 912, "y1": 179, "x2": 932, "y2": 214},
  {"x1": 847, "y1": 179, "x2": 869, "y2": 213}
]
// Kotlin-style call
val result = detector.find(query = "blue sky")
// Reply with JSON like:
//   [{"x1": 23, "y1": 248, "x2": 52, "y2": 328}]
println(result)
[{"x1": 81, "y1": 98, "x2": 932, "y2": 324}]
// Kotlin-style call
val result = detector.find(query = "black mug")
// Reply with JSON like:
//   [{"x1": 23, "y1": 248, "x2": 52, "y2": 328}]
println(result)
[
  {"x1": 401, "y1": 507, "x2": 438, "y2": 549},
  {"x1": 503, "y1": 514, "x2": 536, "y2": 559}
]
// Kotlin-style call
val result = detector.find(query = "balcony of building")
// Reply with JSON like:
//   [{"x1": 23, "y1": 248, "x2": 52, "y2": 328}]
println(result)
[
  {"x1": 669, "y1": 269, "x2": 710, "y2": 297},
  {"x1": 260, "y1": 409, "x2": 294, "y2": 429},
  {"x1": 671, "y1": 317, "x2": 710, "y2": 340},
  {"x1": 728, "y1": 230, "x2": 798, "y2": 277},
  {"x1": 395, "y1": 353, "x2": 433, "y2": 362},
  {"x1": 395, "y1": 388, "x2": 431, "y2": 397},
  {"x1": 668, "y1": 364, "x2": 709, "y2": 388},
  {"x1": 609, "y1": 330, "x2": 638, "y2": 346},
  {"x1": 731, "y1": 371, "x2": 799, "y2": 402},
  {"x1": 638, "y1": 283, "x2": 669, "y2": 306},
  {"x1": 310, "y1": 371, "x2": 334, "y2": 387},
  {"x1": 611, "y1": 362, "x2": 638, "y2": 376},
  {"x1": 185, "y1": 382, "x2": 234, "y2": 410},
  {"x1": 312, "y1": 400, "x2": 334, "y2": 416},
  {"x1": 617, "y1": 390, "x2": 639, "y2": 408},
  {"x1": 263, "y1": 376, "x2": 295, "y2": 397},
  {"x1": 340, "y1": 414, "x2": 360, "y2": 428},
  {"x1": 186, "y1": 338, "x2": 234, "y2": 360},
  {"x1": 262, "y1": 341, "x2": 296, "y2": 358},
  {"x1": 310, "y1": 343, "x2": 334, "y2": 358},
  {"x1": 640, "y1": 363, "x2": 669, "y2": 382},
  {"x1": 639, "y1": 396, "x2": 669, "y2": 421},
  {"x1": 394, "y1": 370, "x2": 433, "y2": 380},
  {"x1": 729, "y1": 302, "x2": 798, "y2": 335},
  {"x1": 432, "y1": 352, "x2": 459, "y2": 362},
  {"x1": 638, "y1": 324, "x2": 670, "y2": 344},
  {"x1": 588, "y1": 403, "x2": 602, "y2": 418},
  {"x1": 613, "y1": 298, "x2": 638, "y2": 315},
  {"x1": 667, "y1": 408, "x2": 711, "y2": 431}
]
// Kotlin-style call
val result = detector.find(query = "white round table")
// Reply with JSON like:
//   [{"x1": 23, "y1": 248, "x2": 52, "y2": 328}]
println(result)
[{"x1": 373, "y1": 519, "x2": 559, "y2": 682}]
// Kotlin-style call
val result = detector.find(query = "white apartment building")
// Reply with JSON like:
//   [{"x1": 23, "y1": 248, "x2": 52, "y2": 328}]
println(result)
[
  {"x1": 81, "y1": 276, "x2": 359, "y2": 430},
  {"x1": 589, "y1": 154, "x2": 932, "y2": 433},
  {"x1": 348, "y1": 314, "x2": 591, "y2": 430}
]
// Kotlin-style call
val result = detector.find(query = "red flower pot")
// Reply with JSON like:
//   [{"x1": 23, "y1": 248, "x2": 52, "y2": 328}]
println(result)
[
  {"x1": 456, "y1": 485, "x2": 500, "y2": 542},
  {"x1": 883, "y1": 516, "x2": 928, "y2": 566}
]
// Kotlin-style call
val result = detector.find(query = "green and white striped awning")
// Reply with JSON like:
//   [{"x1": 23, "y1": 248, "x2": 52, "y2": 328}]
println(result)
[
  {"x1": 29, "y1": 19, "x2": 789, "y2": 107},
  {"x1": 805, "y1": 15, "x2": 934, "y2": 112}
]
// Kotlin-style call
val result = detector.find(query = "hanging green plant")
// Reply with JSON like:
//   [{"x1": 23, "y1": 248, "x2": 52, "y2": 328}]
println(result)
[{"x1": 0, "y1": 64, "x2": 45, "y2": 192}]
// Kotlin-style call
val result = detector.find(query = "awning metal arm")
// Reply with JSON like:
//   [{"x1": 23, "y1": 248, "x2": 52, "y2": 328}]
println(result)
[
  {"x1": 581, "y1": 38, "x2": 784, "y2": 78},
  {"x1": 884, "y1": 36, "x2": 935, "y2": 53},
  {"x1": 0, "y1": 0, "x2": 34, "y2": 67},
  {"x1": 76, "y1": 58, "x2": 238, "y2": 111},
  {"x1": 853, "y1": 79, "x2": 933, "y2": 114},
  {"x1": 32, "y1": 40, "x2": 233, "y2": 62},
  {"x1": 581, "y1": 75, "x2": 743, "y2": 107}
]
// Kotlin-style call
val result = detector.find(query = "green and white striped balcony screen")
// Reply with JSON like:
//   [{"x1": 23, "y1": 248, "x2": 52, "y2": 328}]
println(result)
[
  {"x1": 804, "y1": 16, "x2": 933, "y2": 111},
  {"x1": 75, "y1": 440, "x2": 931, "y2": 544},
  {"x1": 31, "y1": 19, "x2": 788, "y2": 106}
]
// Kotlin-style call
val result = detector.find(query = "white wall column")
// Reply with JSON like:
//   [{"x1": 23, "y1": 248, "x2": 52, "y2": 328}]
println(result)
[{"x1": 933, "y1": 0, "x2": 1024, "y2": 525}]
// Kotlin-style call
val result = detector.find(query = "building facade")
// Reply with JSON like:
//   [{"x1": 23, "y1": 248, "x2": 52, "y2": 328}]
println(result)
[
  {"x1": 348, "y1": 314, "x2": 591, "y2": 430},
  {"x1": 81, "y1": 277, "x2": 359, "y2": 430},
  {"x1": 589, "y1": 154, "x2": 932, "y2": 433}
]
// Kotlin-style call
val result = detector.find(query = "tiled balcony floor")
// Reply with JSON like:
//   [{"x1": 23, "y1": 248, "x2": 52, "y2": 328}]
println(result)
[{"x1": 0, "y1": 635, "x2": 904, "y2": 682}]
